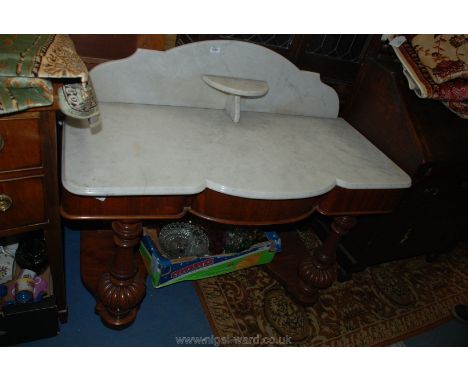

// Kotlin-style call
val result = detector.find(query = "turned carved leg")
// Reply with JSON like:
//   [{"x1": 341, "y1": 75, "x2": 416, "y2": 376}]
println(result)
[
  {"x1": 297, "y1": 215, "x2": 356, "y2": 305},
  {"x1": 96, "y1": 220, "x2": 146, "y2": 328}
]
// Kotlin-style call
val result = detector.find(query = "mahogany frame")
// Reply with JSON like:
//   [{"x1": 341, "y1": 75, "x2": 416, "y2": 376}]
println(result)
[{"x1": 61, "y1": 185, "x2": 403, "y2": 328}]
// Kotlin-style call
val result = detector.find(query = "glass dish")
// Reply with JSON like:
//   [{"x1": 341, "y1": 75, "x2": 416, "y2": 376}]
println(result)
[{"x1": 158, "y1": 222, "x2": 209, "y2": 259}]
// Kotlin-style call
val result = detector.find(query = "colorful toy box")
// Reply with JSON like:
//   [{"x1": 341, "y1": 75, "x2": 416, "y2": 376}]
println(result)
[{"x1": 139, "y1": 227, "x2": 281, "y2": 288}]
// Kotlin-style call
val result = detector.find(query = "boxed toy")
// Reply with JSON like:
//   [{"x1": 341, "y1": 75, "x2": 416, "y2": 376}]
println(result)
[{"x1": 139, "y1": 225, "x2": 281, "y2": 288}]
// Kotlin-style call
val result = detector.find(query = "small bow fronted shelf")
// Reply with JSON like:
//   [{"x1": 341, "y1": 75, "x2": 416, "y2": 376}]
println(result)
[{"x1": 202, "y1": 75, "x2": 269, "y2": 123}]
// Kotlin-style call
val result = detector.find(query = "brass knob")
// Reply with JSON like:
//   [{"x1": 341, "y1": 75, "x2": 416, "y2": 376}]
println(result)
[
  {"x1": 0, "y1": 135, "x2": 4, "y2": 152},
  {"x1": 0, "y1": 194, "x2": 12, "y2": 212}
]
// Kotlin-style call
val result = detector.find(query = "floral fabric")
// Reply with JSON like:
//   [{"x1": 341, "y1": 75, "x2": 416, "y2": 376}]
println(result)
[
  {"x1": 391, "y1": 34, "x2": 468, "y2": 119},
  {"x1": 0, "y1": 77, "x2": 53, "y2": 113},
  {"x1": 0, "y1": 34, "x2": 98, "y2": 120},
  {"x1": 411, "y1": 34, "x2": 468, "y2": 84}
]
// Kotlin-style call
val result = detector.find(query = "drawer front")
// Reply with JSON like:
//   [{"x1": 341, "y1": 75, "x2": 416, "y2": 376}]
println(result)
[
  {"x1": 0, "y1": 176, "x2": 46, "y2": 231},
  {"x1": 0, "y1": 117, "x2": 42, "y2": 172},
  {"x1": 0, "y1": 296, "x2": 58, "y2": 345}
]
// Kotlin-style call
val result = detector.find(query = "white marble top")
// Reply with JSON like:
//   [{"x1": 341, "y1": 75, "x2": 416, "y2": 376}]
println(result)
[
  {"x1": 62, "y1": 41, "x2": 410, "y2": 199},
  {"x1": 62, "y1": 102, "x2": 411, "y2": 199}
]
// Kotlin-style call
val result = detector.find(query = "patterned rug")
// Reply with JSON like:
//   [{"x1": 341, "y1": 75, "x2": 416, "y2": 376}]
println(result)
[{"x1": 195, "y1": 227, "x2": 468, "y2": 346}]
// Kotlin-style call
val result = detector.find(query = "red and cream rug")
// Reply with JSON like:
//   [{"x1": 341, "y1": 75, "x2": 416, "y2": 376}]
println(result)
[{"x1": 195, "y1": 228, "x2": 468, "y2": 346}]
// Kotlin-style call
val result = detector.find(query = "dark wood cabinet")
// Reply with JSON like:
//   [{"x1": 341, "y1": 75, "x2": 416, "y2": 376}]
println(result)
[
  {"x1": 0, "y1": 104, "x2": 66, "y2": 345},
  {"x1": 334, "y1": 56, "x2": 468, "y2": 273}
]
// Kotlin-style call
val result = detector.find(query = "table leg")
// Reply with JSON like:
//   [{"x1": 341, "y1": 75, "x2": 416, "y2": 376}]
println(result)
[
  {"x1": 297, "y1": 215, "x2": 356, "y2": 304},
  {"x1": 95, "y1": 220, "x2": 146, "y2": 328}
]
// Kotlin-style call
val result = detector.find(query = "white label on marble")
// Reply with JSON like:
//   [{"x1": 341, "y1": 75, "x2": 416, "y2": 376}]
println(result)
[
  {"x1": 209, "y1": 46, "x2": 221, "y2": 53},
  {"x1": 389, "y1": 36, "x2": 406, "y2": 48}
]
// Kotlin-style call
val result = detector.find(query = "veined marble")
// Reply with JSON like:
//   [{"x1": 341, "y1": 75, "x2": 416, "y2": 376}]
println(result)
[
  {"x1": 62, "y1": 41, "x2": 410, "y2": 199},
  {"x1": 62, "y1": 102, "x2": 411, "y2": 199},
  {"x1": 89, "y1": 41, "x2": 339, "y2": 119}
]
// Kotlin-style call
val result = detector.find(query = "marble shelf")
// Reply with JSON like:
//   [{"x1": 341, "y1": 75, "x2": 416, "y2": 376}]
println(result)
[
  {"x1": 202, "y1": 75, "x2": 269, "y2": 123},
  {"x1": 202, "y1": 75, "x2": 269, "y2": 97}
]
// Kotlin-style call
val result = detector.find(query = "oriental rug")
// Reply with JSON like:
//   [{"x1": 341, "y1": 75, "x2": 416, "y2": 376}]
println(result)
[{"x1": 195, "y1": 227, "x2": 468, "y2": 346}]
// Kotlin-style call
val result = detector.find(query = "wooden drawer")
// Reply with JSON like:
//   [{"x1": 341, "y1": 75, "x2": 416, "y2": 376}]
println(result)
[
  {"x1": 0, "y1": 176, "x2": 46, "y2": 231},
  {"x1": 0, "y1": 115, "x2": 42, "y2": 172},
  {"x1": 0, "y1": 266, "x2": 58, "y2": 345},
  {"x1": 0, "y1": 297, "x2": 58, "y2": 345}
]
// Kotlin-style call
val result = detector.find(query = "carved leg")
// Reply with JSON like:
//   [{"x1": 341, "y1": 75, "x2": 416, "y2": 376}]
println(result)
[
  {"x1": 95, "y1": 220, "x2": 146, "y2": 328},
  {"x1": 297, "y1": 216, "x2": 356, "y2": 305}
]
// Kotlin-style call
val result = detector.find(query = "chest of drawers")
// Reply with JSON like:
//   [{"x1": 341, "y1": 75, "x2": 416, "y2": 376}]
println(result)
[
  {"x1": 335, "y1": 56, "x2": 468, "y2": 274},
  {"x1": 0, "y1": 105, "x2": 66, "y2": 345}
]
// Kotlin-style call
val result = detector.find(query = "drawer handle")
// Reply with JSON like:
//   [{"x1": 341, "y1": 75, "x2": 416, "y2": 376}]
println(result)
[
  {"x1": 0, "y1": 135, "x2": 4, "y2": 152},
  {"x1": 0, "y1": 194, "x2": 12, "y2": 212}
]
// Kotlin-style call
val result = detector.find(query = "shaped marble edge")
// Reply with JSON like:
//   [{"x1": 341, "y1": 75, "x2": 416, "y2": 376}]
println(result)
[
  {"x1": 61, "y1": 104, "x2": 411, "y2": 199},
  {"x1": 61, "y1": 170, "x2": 411, "y2": 200},
  {"x1": 89, "y1": 40, "x2": 339, "y2": 118}
]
